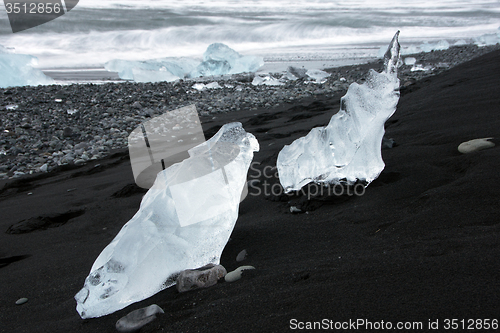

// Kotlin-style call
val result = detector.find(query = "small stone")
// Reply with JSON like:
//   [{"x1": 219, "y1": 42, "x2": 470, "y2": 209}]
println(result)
[
  {"x1": 39, "y1": 163, "x2": 48, "y2": 172},
  {"x1": 236, "y1": 249, "x2": 247, "y2": 262},
  {"x1": 458, "y1": 138, "x2": 495, "y2": 154},
  {"x1": 16, "y1": 298, "x2": 28, "y2": 305},
  {"x1": 132, "y1": 101, "x2": 143, "y2": 110},
  {"x1": 63, "y1": 127, "x2": 73, "y2": 138},
  {"x1": 225, "y1": 266, "x2": 255, "y2": 283},
  {"x1": 74, "y1": 159, "x2": 85, "y2": 166},
  {"x1": 176, "y1": 264, "x2": 227, "y2": 293},
  {"x1": 115, "y1": 304, "x2": 164, "y2": 333},
  {"x1": 290, "y1": 206, "x2": 302, "y2": 213}
]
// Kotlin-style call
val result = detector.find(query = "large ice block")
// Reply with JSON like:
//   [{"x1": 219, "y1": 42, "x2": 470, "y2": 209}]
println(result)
[
  {"x1": 75, "y1": 123, "x2": 259, "y2": 318},
  {"x1": 189, "y1": 43, "x2": 264, "y2": 78},
  {"x1": 0, "y1": 45, "x2": 54, "y2": 88},
  {"x1": 277, "y1": 31, "x2": 401, "y2": 192}
]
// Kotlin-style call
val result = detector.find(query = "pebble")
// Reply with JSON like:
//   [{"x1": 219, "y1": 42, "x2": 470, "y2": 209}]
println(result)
[
  {"x1": 225, "y1": 265, "x2": 255, "y2": 282},
  {"x1": 176, "y1": 264, "x2": 227, "y2": 293},
  {"x1": 236, "y1": 249, "x2": 247, "y2": 262},
  {"x1": 115, "y1": 304, "x2": 164, "y2": 333},
  {"x1": 458, "y1": 138, "x2": 495, "y2": 154},
  {"x1": 15, "y1": 297, "x2": 28, "y2": 305}
]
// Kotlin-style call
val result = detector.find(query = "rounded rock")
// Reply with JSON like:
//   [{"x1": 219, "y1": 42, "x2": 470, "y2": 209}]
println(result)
[
  {"x1": 224, "y1": 265, "x2": 255, "y2": 283},
  {"x1": 458, "y1": 138, "x2": 495, "y2": 154},
  {"x1": 236, "y1": 249, "x2": 247, "y2": 262},
  {"x1": 15, "y1": 298, "x2": 28, "y2": 305}
]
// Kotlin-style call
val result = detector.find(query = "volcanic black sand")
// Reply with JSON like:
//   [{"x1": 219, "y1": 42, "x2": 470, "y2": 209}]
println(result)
[{"x1": 1, "y1": 49, "x2": 499, "y2": 333}]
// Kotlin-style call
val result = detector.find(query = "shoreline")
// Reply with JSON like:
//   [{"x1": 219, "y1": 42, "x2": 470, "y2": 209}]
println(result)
[{"x1": 1, "y1": 43, "x2": 499, "y2": 182}]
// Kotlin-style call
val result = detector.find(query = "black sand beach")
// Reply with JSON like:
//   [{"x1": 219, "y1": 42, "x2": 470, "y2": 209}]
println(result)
[{"x1": 1, "y1": 48, "x2": 499, "y2": 332}]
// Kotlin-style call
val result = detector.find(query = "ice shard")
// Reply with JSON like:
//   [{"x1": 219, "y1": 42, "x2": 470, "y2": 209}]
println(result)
[
  {"x1": 277, "y1": 31, "x2": 401, "y2": 192},
  {"x1": 75, "y1": 123, "x2": 259, "y2": 318}
]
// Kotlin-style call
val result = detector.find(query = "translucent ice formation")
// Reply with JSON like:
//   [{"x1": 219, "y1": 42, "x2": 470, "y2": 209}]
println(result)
[
  {"x1": 75, "y1": 123, "x2": 259, "y2": 318},
  {"x1": 105, "y1": 44, "x2": 263, "y2": 82},
  {"x1": 104, "y1": 57, "x2": 199, "y2": 81},
  {"x1": 189, "y1": 43, "x2": 264, "y2": 78},
  {"x1": 0, "y1": 46, "x2": 54, "y2": 88},
  {"x1": 277, "y1": 31, "x2": 401, "y2": 192}
]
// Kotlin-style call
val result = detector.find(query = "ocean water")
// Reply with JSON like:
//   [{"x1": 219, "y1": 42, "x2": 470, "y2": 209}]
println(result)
[{"x1": 0, "y1": 0, "x2": 499, "y2": 69}]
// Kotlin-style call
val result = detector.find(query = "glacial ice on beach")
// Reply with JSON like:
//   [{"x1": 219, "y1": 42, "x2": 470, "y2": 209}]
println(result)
[
  {"x1": 75, "y1": 123, "x2": 259, "y2": 318},
  {"x1": 0, "y1": 46, "x2": 54, "y2": 88},
  {"x1": 104, "y1": 57, "x2": 199, "y2": 81},
  {"x1": 189, "y1": 43, "x2": 264, "y2": 78},
  {"x1": 252, "y1": 74, "x2": 284, "y2": 86},
  {"x1": 105, "y1": 44, "x2": 263, "y2": 82},
  {"x1": 285, "y1": 67, "x2": 330, "y2": 83},
  {"x1": 277, "y1": 31, "x2": 401, "y2": 192},
  {"x1": 420, "y1": 40, "x2": 450, "y2": 52}
]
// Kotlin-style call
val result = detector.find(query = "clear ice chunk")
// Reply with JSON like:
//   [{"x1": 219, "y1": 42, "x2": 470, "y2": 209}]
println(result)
[
  {"x1": 0, "y1": 45, "x2": 54, "y2": 88},
  {"x1": 277, "y1": 31, "x2": 401, "y2": 192},
  {"x1": 189, "y1": 43, "x2": 264, "y2": 78},
  {"x1": 104, "y1": 57, "x2": 199, "y2": 81},
  {"x1": 75, "y1": 122, "x2": 259, "y2": 318},
  {"x1": 305, "y1": 69, "x2": 330, "y2": 83}
]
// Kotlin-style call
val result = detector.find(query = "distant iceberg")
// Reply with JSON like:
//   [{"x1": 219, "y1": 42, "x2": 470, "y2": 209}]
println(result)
[
  {"x1": 420, "y1": 40, "x2": 450, "y2": 52},
  {"x1": 105, "y1": 43, "x2": 264, "y2": 83},
  {"x1": 0, "y1": 45, "x2": 54, "y2": 88},
  {"x1": 189, "y1": 43, "x2": 264, "y2": 78},
  {"x1": 104, "y1": 57, "x2": 199, "y2": 82},
  {"x1": 474, "y1": 33, "x2": 500, "y2": 46}
]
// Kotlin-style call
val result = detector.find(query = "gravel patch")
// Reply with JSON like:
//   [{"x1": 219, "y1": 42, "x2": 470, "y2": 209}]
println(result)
[{"x1": 0, "y1": 44, "x2": 498, "y2": 180}]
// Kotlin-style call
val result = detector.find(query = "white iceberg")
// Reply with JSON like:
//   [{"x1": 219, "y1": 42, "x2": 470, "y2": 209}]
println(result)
[
  {"x1": 277, "y1": 31, "x2": 401, "y2": 192},
  {"x1": 0, "y1": 45, "x2": 54, "y2": 88},
  {"x1": 189, "y1": 43, "x2": 264, "y2": 78},
  {"x1": 75, "y1": 122, "x2": 259, "y2": 318},
  {"x1": 474, "y1": 33, "x2": 500, "y2": 46}
]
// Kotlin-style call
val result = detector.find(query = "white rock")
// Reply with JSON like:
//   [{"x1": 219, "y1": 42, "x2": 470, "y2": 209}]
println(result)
[
  {"x1": 236, "y1": 249, "x2": 247, "y2": 262},
  {"x1": 225, "y1": 266, "x2": 255, "y2": 282},
  {"x1": 458, "y1": 138, "x2": 495, "y2": 154},
  {"x1": 15, "y1": 298, "x2": 28, "y2": 305},
  {"x1": 115, "y1": 304, "x2": 164, "y2": 333}
]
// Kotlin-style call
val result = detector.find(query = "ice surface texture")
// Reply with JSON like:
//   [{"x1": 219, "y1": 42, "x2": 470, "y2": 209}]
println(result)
[
  {"x1": 105, "y1": 43, "x2": 263, "y2": 82},
  {"x1": 75, "y1": 123, "x2": 259, "y2": 318},
  {"x1": 0, "y1": 46, "x2": 54, "y2": 88},
  {"x1": 277, "y1": 32, "x2": 401, "y2": 192}
]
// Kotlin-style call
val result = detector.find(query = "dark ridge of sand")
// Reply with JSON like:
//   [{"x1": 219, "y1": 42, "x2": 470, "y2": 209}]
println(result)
[{"x1": 0, "y1": 49, "x2": 499, "y2": 333}]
